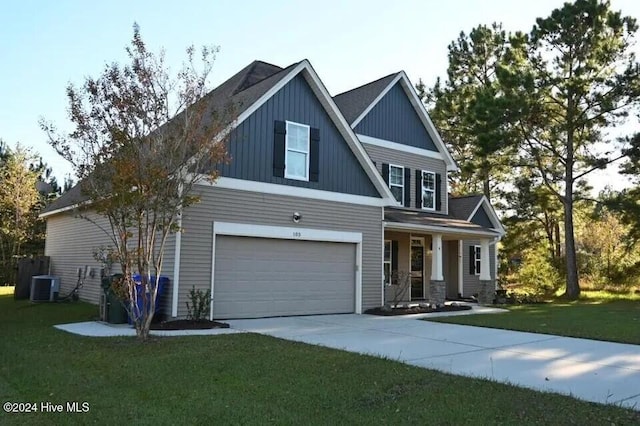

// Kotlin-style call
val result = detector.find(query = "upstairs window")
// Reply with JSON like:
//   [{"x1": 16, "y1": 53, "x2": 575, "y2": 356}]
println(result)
[
  {"x1": 285, "y1": 121, "x2": 310, "y2": 181},
  {"x1": 389, "y1": 165, "x2": 404, "y2": 204},
  {"x1": 421, "y1": 170, "x2": 436, "y2": 210}
]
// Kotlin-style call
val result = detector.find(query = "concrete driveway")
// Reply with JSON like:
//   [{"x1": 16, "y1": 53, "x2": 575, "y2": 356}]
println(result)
[{"x1": 228, "y1": 314, "x2": 640, "y2": 410}]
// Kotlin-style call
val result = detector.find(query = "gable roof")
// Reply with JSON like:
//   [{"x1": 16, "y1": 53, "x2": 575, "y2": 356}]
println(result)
[
  {"x1": 228, "y1": 59, "x2": 396, "y2": 203},
  {"x1": 335, "y1": 72, "x2": 458, "y2": 172},
  {"x1": 42, "y1": 59, "x2": 398, "y2": 217},
  {"x1": 448, "y1": 194, "x2": 484, "y2": 221},
  {"x1": 449, "y1": 194, "x2": 505, "y2": 236},
  {"x1": 41, "y1": 60, "x2": 298, "y2": 217},
  {"x1": 333, "y1": 73, "x2": 399, "y2": 124}
]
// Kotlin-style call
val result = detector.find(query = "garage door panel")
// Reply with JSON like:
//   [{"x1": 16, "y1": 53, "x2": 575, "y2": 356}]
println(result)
[{"x1": 213, "y1": 236, "x2": 356, "y2": 319}]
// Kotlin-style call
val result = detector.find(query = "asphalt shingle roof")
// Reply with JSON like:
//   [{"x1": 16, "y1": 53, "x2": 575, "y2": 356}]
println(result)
[
  {"x1": 332, "y1": 73, "x2": 399, "y2": 124},
  {"x1": 448, "y1": 194, "x2": 484, "y2": 221},
  {"x1": 384, "y1": 206, "x2": 498, "y2": 234}
]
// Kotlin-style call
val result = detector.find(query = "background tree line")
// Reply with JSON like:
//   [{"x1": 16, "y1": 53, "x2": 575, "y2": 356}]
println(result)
[
  {"x1": 0, "y1": 140, "x2": 72, "y2": 285},
  {"x1": 420, "y1": 0, "x2": 640, "y2": 299}
]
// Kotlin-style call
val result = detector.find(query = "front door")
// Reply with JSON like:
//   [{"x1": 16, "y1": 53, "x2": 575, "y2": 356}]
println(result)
[{"x1": 411, "y1": 238, "x2": 424, "y2": 300}]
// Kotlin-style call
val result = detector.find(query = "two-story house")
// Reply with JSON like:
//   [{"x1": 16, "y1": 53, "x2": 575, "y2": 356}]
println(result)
[{"x1": 41, "y1": 59, "x2": 504, "y2": 319}]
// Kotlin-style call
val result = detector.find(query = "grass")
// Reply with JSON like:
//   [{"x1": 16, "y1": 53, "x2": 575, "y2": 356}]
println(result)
[
  {"x1": 431, "y1": 291, "x2": 640, "y2": 345},
  {"x1": 0, "y1": 286, "x2": 14, "y2": 296},
  {"x1": 1, "y1": 290, "x2": 638, "y2": 425}
]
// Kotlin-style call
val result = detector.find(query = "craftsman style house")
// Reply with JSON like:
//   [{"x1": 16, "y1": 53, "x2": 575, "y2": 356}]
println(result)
[{"x1": 41, "y1": 60, "x2": 504, "y2": 319}]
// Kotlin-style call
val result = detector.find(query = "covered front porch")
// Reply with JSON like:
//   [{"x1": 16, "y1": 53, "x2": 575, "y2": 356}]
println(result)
[{"x1": 383, "y1": 208, "x2": 501, "y2": 306}]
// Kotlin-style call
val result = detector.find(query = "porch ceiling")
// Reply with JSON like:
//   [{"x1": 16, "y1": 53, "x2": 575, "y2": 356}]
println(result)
[{"x1": 384, "y1": 207, "x2": 500, "y2": 239}]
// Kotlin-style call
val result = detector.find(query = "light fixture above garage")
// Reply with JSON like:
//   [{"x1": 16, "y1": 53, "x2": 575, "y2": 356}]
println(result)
[{"x1": 292, "y1": 212, "x2": 302, "y2": 223}]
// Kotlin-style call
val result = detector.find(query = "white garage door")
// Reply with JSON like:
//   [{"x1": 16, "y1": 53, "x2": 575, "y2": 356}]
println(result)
[{"x1": 213, "y1": 236, "x2": 356, "y2": 319}]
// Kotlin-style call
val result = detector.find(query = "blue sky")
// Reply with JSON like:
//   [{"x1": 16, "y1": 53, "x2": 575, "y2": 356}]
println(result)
[{"x1": 1, "y1": 0, "x2": 639, "y2": 190}]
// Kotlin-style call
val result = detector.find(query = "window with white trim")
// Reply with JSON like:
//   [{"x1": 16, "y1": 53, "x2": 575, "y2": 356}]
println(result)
[
  {"x1": 474, "y1": 245, "x2": 481, "y2": 276},
  {"x1": 389, "y1": 165, "x2": 404, "y2": 204},
  {"x1": 285, "y1": 121, "x2": 310, "y2": 181},
  {"x1": 421, "y1": 170, "x2": 436, "y2": 210},
  {"x1": 383, "y1": 240, "x2": 392, "y2": 285}
]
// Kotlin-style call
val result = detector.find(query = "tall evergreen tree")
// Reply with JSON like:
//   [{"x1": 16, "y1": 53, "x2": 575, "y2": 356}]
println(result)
[
  {"x1": 499, "y1": 0, "x2": 640, "y2": 299},
  {"x1": 607, "y1": 132, "x2": 640, "y2": 245},
  {"x1": 420, "y1": 23, "x2": 514, "y2": 201}
]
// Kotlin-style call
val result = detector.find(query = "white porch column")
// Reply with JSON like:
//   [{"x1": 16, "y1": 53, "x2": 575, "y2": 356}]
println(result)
[
  {"x1": 480, "y1": 238, "x2": 491, "y2": 281},
  {"x1": 457, "y1": 240, "x2": 464, "y2": 295},
  {"x1": 431, "y1": 233, "x2": 443, "y2": 281}
]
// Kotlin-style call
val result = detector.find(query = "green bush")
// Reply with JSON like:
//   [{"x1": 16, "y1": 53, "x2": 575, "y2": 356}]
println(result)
[
  {"x1": 186, "y1": 286, "x2": 211, "y2": 321},
  {"x1": 513, "y1": 243, "x2": 563, "y2": 297}
]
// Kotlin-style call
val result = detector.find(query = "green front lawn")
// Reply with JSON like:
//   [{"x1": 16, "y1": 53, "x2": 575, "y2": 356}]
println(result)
[
  {"x1": 430, "y1": 291, "x2": 640, "y2": 344},
  {"x1": 1, "y1": 290, "x2": 638, "y2": 425}
]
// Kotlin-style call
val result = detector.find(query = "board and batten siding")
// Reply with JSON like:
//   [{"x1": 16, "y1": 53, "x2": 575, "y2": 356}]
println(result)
[
  {"x1": 44, "y1": 212, "x2": 175, "y2": 315},
  {"x1": 470, "y1": 206, "x2": 494, "y2": 228},
  {"x1": 362, "y1": 142, "x2": 447, "y2": 213},
  {"x1": 218, "y1": 73, "x2": 380, "y2": 198},
  {"x1": 176, "y1": 185, "x2": 383, "y2": 318},
  {"x1": 462, "y1": 240, "x2": 496, "y2": 298},
  {"x1": 354, "y1": 82, "x2": 437, "y2": 151}
]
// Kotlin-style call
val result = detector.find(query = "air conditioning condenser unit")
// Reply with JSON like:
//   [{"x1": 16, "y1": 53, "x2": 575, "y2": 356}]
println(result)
[{"x1": 30, "y1": 275, "x2": 60, "y2": 302}]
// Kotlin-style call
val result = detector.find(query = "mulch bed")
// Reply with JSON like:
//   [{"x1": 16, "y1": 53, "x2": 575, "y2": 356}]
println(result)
[
  {"x1": 150, "y1": 319, "x2": 230, "y2": 330},
  {"x1": 365, "y1": 304, "x2": 473, "y2": 316}
]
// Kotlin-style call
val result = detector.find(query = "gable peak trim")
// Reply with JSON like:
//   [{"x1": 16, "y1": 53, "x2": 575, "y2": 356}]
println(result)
[
  {"x1": 350, "y1": 71, "x2": 458, "y2": 172},
  {"x1": 467, "y1": 195, "x2": 505, "y2": 236}
]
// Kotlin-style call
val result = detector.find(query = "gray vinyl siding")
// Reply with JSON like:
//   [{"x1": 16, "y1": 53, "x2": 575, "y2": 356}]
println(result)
[
  {"x1": 363, "y1": 142, "x2": 447, "y2": 213},
  {"x1": 462, "y1": 240, "x2": 496, "y2": 298},
  {"x1": 44, "y1": 212, "x2": 175, "y2": 315},
  {"x1": 219, "y1": 74, "x2": 380, "y2": 197},
  {"x1": 471, "y1": 206, "x2": 494, "y2": 228},
  {"x1": 383, "y1": 231, "x2": 412, "y2": 304},
  {"x1": 354, "y1": 82, "x2": 437, "y2": 151},
  {"x1": 45, "y1": 213, "x2": 113, "y2": 304},
  {"x1": 176, "y1": 185, "x2": 383, "y2": 318},
  {"x1": 444, "y1": 240, "x2": 459, "y2": 298}
]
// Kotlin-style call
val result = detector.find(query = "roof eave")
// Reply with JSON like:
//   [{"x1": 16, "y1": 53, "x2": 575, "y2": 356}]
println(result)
[{"x1": 384, "y1": 221, "x2": 501, "y2": 238}]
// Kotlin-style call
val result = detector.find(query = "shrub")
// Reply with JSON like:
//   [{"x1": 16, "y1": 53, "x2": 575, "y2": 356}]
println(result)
[
  {"x1": 186, "y1": 286, "x2": 211, "y2": 321},
  {"x1": 512, "y1": 243, "x2": 563, "y2": 297}
]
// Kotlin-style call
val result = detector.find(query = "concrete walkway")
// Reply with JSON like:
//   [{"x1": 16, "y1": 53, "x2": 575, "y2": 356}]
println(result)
[
  {"x1": 227, "y1": 314, "x2": 640, "y2": 410},
  {"x1": 54, "y1": 321, "x2": 243, "y2": 337}
]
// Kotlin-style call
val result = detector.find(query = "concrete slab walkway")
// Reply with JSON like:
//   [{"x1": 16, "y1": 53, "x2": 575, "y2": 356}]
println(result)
[
  {"x1": 54, "y1": 321, "x2": 243, "y2": 337},
  {"x1": 227, "y1": 314, "x2": 640, "y2": 410}
]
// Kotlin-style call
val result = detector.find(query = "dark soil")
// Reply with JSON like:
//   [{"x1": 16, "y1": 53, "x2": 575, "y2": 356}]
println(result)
[
  {"x1": 149, "y1": 319, "x2": 230, "y2": 330},
  {"x1": 365, "y1": 304, "x2": 472, "y2": 316}
]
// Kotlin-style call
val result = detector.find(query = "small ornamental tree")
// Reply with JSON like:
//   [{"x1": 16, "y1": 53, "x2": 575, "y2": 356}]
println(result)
[{"x1": 41, "y1": 25, "x2": 235, "y2": 339}]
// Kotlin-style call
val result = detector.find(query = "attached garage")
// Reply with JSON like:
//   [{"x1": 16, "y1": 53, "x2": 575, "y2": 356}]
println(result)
[{"x1": 211, "y1": 223, "x2": 362, "y2": 319}]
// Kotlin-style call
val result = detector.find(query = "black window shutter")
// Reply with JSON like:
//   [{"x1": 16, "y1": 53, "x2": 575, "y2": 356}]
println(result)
[
  {"x1": 391, "y1": 240, "x2": 399, "y2": 283},
  {"x1": 435, "y1": 173, "x2": 442, "y2": 211},
  {"x1": 309, "y1": 127, "x2": 320, "y2": 182},
  {"x1": 415, "y1": 170, "x2": 423, "y2": 209},
  {"x1": 273, "y1": 121, "x2": 286, "y2": 177},
  {"x1": 469, "y1": 245, "x2": 476, "y2": 275},
  {"x1": 382, "y1": 163, "x2": 390, "y2": 185},
  {"x1": 403, "y1": 167, "x2": 411, "y2": 207},
  {"x1": 477, "y1": 247, "x2": 481, "y2": 274}
]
